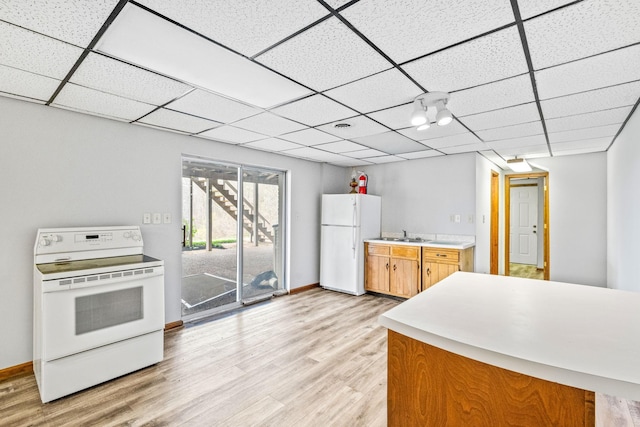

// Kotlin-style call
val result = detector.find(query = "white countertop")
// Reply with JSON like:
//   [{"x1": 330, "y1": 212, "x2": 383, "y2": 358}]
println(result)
[
  {"x1": 364, "y1": 239, "x2": 475, "y2": 250},
  {"x1": 379, "y1": 272, "x2": 640, "y2": 400}
]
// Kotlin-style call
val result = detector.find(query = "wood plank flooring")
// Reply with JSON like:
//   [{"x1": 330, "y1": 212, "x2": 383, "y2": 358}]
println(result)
[{"x1": 1, "y1": 288, "x2": 638, "y2": 426}]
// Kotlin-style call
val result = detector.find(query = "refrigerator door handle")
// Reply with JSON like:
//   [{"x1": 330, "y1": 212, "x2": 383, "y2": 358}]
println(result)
[{"x1": 352, "y1": 199, "x2": 357, "y2": 258}]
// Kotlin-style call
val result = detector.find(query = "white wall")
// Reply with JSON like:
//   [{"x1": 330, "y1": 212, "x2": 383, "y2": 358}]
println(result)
[
  {"x1": 607, "y1": 106, "x2": 640, "y2": 291},
  {"x1": 0, "y1": 97, "x2": 336, "y2": 370},
  {"x1": 531, "y1": 153, "x2": 607, "y2": 287}
]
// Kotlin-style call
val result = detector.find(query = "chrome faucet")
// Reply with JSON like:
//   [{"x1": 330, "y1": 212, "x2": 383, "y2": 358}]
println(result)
[{"x1": 403, "y1": 230, "x2": 407, "y2": 239}]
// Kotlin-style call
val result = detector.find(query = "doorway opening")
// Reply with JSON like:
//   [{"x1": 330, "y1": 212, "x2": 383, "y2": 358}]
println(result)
[
  {"x1": 181, "y1": 156, "x2": 286, "y2": 320},
  {"x1": 504, "y1": 172, "x2": 549, "y2": 280}
]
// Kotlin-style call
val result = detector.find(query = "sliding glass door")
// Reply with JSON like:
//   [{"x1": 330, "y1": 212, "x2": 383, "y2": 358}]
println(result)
[{"x1": 181, "y1": 156, "x2": 285, "y2": 320}]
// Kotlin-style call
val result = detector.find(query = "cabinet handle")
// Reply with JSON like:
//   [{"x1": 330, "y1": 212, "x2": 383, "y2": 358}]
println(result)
[
  {"x1": 386, "y1": 263, "x2": 389, "y2": 270},
  {"x1": 426, "y1": 268, "x2": 431, "y2": 277},
  {"x1": 393, "y1": 264, "x2": 397, "y2": 271},
  {"x1": 436, "y1": 253, "x2": 447, "y2": 257}
]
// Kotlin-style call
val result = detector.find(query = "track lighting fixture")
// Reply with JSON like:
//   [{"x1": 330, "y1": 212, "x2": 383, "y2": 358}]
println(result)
[{"x1": 410, "y1": 92, "x2": 452, "y2": 131}]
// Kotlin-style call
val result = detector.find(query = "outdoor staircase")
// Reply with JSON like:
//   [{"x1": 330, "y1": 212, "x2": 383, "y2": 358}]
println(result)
[{"x1": 192, "y1": 178, "x2": 274, "y2": 243}]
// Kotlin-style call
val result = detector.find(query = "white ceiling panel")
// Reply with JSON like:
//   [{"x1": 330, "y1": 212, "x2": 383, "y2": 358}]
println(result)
[
  {"x1": 362, "y1": 155, "x2": 405, "y2": 164},
  {"x1": 270, "y1": 94, "x2": 358, "y2": 127},
  {"x1": 545, "y1": 107, "x2": 632, "y2": 133},
  {"x1": 421, "y1": 132, "x2": 482, "y2": 149},
  {"x1": 349, "y1": 131, "x2": 426, "y2": 154},
  {"x1": 440, "y1": 143, "x2": 490, "y2": 155},
  {"x1": 256, "y1": 17, "x2": 391, "y2": 92},
  {"x1": 551, "y1": 137, "x2": 613, "y2": 153},
  {"x1": 232, "y1": 112, "x2": 306, "y2": 137},
  {"x1": 323, "y1": 0, "x2": 351, "y2": 9},
  {"x1": 281, "y1": 146, "x2": 355, "y2": 163},
  {"x1": 404, "y1": 26, "x2": 528, "y2": 93},
  {"x1": 323, "y1": 69, "x2": 422, "y2": 114},
  {"x1": 341, "y1": 0, "x2": 514, "y2": 64},
  {"x1": 525, "y1": 0, "x2": 640, "y2": 69},
  {"x1": 536, "y1": 45, "x2": 640, "y2": 100},
  {"x1": 137, "y1": 108, "x2": 220, "y2": 134},
  {"x1": 477, "y1": 121, "x2": 544, "y2": 141},
  {"x1": 0, "y1": 0, "x2": 120, "y2": 47},
  {"x1": 548, "y1": 124, "x2": 620, "y2": 144},
  {"x1": 401, "y1": 120, "x2": 471, "y2": 142},
  {"x1": 367, "y1": 104, "x2": 420, "y2": 130},
  {"x1": 316, "y1": 116, "x2": 389, "y2": 139},
  {"x1": 518, "y1": 0, "x2": 576, "y2": 20},
  {"x1": 478, "y1": 150, "x2": 508, "y2": 169},
  {"x1": 137, "y1": 0, "x2": 329, "y2": 57},
  {"x1": 398, "y1": 150, "x2": 443, "y2": 160},
  {"x1": 0, "y1": 65, "x2": 60, "y2": 101},
  {"x1": 96, "y1": 4, "x2": 311, "y2": 108},
  {"x1": 166, "y1": 89, "x2": 261, "y2": 123},
  {"x1": 541, "y1": 81, "x2": 640, "y2": 119},
  {"x1": 315, "y1": 140, "x2": 368, "y2": 153},
  {"x1": 0, "y1": 22, "x2": 83, "y2": 79},
  {"x1": 344, "y1": 148, "x2": 388, "y2": 159},
  {"x1": 487, "y1": 134, "x2": 548, "y2": 151},
  {"x1": 198, "y1": 125, "x2": 267, "y2": 144},
  {"x1": 52, "y1": 83, "x2": 155, "y2": 121},
  {"x1": 327, "y1": 158, "x2": 373, "y2": 167},
  {"x1": 447, "y1": 74, "x2": 535, "y2": 117},
  {"x1": 71, "y1": 53, "x2": 193, "y2": 105},
  {"x1": 458, "y1": 102, "x2": 541, "y2": 131},
  {"x1": 278, "y1": 128, "x2": 340, "y2": 146},
  {"x1": 494, "y1": 144, "x2": 551, "y2": 157},
  {"x1": 242, "y1": 138, "x2": 304, "y2": 152}
]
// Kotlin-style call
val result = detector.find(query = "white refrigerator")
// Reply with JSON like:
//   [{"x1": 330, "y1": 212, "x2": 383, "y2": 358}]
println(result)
[{"x1": 320, "y1": 194, "x2": 381, "y2": 295}]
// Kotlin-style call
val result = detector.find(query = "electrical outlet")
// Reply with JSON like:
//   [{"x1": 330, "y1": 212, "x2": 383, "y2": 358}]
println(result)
[
  {"x1": 163, "y1": 213, "x2": 171, "y2": 224},
  {"x1": 152, "y1": 213, "x2": 161, "y2": 224},
  {"x1": 143, "y1": 213, "x2": 151, "y2": 224}
]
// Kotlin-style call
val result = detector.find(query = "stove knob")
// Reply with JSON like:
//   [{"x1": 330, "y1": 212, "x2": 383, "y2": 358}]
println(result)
[
  {"x1": 51, "y1": 234, "x2": 61, "y2": 242},
  {"x1": 132, "y1": 232, "x2": 141, "y2": 241},
  {"x1": 39, "y1": 237, "x2": 50, "y2": 247},
  {"x1": 124, "y1": 231, "x2": 131, "y2": 238}
]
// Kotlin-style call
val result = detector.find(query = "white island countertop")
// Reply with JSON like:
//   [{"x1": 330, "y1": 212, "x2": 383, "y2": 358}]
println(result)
[{"x1": 379, "y1": 272, "x2": 640, "y2": 401}]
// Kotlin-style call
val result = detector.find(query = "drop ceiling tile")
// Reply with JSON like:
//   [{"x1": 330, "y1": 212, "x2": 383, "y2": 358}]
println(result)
[
  {"x1": 518, "y1": 0, "x2": 576, "y2": 19},
  {"x1": 324, "y1": 0, "x2": 352, "y2": 10},
  {"x1": 404, "y1": 26, "x2": 528, "y2": 93},
  {"x1": 138, "y1": 0, "x2": 329, "y2": 57},
  {"x1": 0, "y1": 93, "x2": 46, "y2": 105},
  {"x1": 447, "y1": 74, "x2": 535, "y2": 117},
  {"x1": 138, "y1": 108, "x2": 220, "y2": 133},
  {"x1": 327, "y1": 158, "x2": 374, "y2": 167},
  {"x1": 270, "y1": 94, "x2": 358, "y2": 127},
  {"x1": 367, "y1": 104, "x2": 416, "y2": 130},
  {"x1": 243, "y1": 138, "x2": 304, "y2": 152},
  {"x1": 0, "y1": 0, "x2": 120, "y2": 46},
  {"x1": 551, "y1": 137, "x2": 613, "y2": 153},
  {"x1": 477, "y1": 121, "x2": 544, "y2": 142},
  {"x1": 232, "y1": 112, "x2": 306, "y2": 137},
  {"x1": 548, "y1": 124, "x2": 620, "y2": 144},
  {"x1": 166, "y1": 89, "x2": 261, "y2": 123},
  {"x1": 52, "y1": 83, "x2": 155, "y2": 121},
  {"x1": 458, "y1": 102, "x2": 541, "y2": 131},
  {"x1": 487, "y1": 134, "x2": 548, "y2": 151},
  {"x1": 344, "y1": 148, "x2": 388, "y2": 159},
  {"x1": 541, "y1": 81, "x2": 640, "y2": 119},
  {"x1": 0, "y1": 22, "x2": 83, "y2": 79},
  {"x1": 400, "y1": 120, "x2": 471, "y2": 142},
  {"x1": 97, "y1": 4, "x2": 311, "y2": 108},
  {"x1": 440, "y1": 143, "x2": 490, "y2": 155},
  {"x1": 362, "y1": 155, "x2": 405, "y2": 164},
  {"x1": 324, "y1": 68, "x2": 422, "y2": 114},
  {"x1": 398, "y1": 150, "x2": 444, "y2": 160},
  {"x1": 421, "y1": 133, "x2": 481, "y2": 149},
  {"x1": 278, "y1": 128, "x2": 341, "y2": 145},
  {"x1": 551, "y1": 146, "x2": 606, "y2": 157},
  {"x1": 478, "y1": 150, "x2": 508, "y2": 169},
  {"x1": 536, "y1": 45, "x2": 640, "y2": 100},
  {"x1": 281, "y1": 146, "x2": 354, "y2": 163},
  {"x1": 198, "y1": 125, "x2": 268, "y2": 144},
  {"x1": 71, "y1": 53, "x2": 193, "y2": 105},
  {"x1": 0, "y1": 65, "x2": 60, "y2": 101},
  {"x1": 341, "y1": 0, "x2": 514, "y2": 64},
  {"x1": 316, "y1": 116, "x2": 389, "y2": 139},
  {"x1": 349, "y1": 131, "x2": 426, "y2": 154},
  {"x1": 314, "y1": 141, "x2": 367, "y2": 153},
  {"x1": 493, "y1": 144, "x2": 550, "y2": 157},
  {"x1": 545, "y1": 107, "x2": 632, "y2": 133},
  {"x1": 525, "y1": 0, "x2": 640, "y2": 69},
  {"x1": 256, "y1": 17, "x2": 391, "y2": 92}
]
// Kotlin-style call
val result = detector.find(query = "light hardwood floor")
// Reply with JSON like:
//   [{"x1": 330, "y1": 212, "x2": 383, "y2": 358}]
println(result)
[{"x1": 1, "y1": 288, "x2": 638, "y2": 426}]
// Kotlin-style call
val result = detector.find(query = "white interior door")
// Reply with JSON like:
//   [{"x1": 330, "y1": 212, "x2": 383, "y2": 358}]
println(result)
[{"x1": 510, "y1": 186, "x2": 538, "y2": 265}]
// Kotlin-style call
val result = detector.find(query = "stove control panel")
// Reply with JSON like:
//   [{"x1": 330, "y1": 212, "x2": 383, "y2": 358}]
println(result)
[{"x1": 34, "y1": 226, "x2": 144, "y2": 256}]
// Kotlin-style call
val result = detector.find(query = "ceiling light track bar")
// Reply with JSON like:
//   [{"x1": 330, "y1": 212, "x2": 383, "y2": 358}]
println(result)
[{"x1": 45, "y1": 0, "x2": 129, "y2": 106}]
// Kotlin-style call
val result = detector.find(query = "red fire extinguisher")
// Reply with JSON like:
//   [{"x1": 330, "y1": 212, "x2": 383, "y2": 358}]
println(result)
[{"x1": 358, "y1": 172, "x2": 368, "y2": 194}]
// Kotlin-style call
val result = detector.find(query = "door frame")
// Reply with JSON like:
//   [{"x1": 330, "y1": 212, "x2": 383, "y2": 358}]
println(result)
[
  {"x1": 504, "y1": 172, "x2": 549, "y2": 280},
  {"x1": 490, "y1": 171, "x2": 499, "y2": 275}
]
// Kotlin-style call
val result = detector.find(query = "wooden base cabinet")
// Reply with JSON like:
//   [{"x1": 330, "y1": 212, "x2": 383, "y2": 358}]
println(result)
[
  {"x1": 365, "y1": 243, "x2": 420, "y2": 298},
  {"x1": 422, "y1": 247, "x2": 474, "y2": 291}
]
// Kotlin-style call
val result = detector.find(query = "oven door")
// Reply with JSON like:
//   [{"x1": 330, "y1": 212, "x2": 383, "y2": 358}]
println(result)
[{"x1": 41, "y1": 270, "x2": 164, "y2": 361}]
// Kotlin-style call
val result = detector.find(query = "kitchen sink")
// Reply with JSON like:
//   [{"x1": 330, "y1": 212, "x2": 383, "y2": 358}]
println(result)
[{"x1": 374, "y1": 237, "x2": 428, "y2": 243}]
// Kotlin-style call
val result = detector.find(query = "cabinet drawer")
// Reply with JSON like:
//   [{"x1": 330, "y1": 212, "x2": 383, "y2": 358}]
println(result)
[
  {"x1": 391, "y1": 245, "x2": 419, "y2": 260},
  {"x1": 423, "y1": 247, "x2": 460, "y2": 262},
  {"x1": 368, "y1": 244, "x2": 390, "y2": 256}
]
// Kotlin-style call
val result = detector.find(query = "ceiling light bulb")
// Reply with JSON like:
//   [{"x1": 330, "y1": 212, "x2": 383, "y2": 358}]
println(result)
[
  {"x1": 411, "y1": 99, "x2": 428, "y2": 126},
  {"x1": 435, "y1": 100, "x2": 453, "y2": 126},
  {"x1": 417, "y1": 122, "x2": 431, "y2": 131}
]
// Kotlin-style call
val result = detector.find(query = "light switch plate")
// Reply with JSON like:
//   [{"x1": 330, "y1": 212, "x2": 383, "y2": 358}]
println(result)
[
  {"x1": 143, "y1": 213, "x2": 151, "y2": 224},
  {"x1": 455, "y1": 215, "x2": 461, "y2": 223},
  {"x1": 163, "y1": 213, "x2": 171, "y2": 224},
  {"x1": 152, "y1": 213, "x2": 161, "y2": 224}
]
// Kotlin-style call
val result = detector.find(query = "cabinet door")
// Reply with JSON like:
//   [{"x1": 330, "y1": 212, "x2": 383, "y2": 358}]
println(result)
[
  {"x1": 390, "y1": 258, "x2": 419, "y2": 298},
  {"x1": 423, "y1": 262, "x2": 459, "y2": 290},
  {"x1": 366, "y1": 255, "x2": 390, "y2": 293}
]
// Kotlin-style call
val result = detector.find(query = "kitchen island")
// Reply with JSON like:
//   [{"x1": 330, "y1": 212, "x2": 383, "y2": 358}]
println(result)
[{"x1": 379, "y1": 272, "x2": 640, "y2": 426}]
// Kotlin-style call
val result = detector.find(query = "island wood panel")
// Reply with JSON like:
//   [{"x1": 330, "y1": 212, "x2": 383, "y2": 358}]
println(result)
[{"x1": 388, "y1": 330, "x2": 595, "y2": 426}]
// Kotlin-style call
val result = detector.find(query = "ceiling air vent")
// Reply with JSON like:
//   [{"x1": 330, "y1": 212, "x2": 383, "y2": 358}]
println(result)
[{"x1": 333, "y1": 122, "x2": 351, "y2": 128}]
